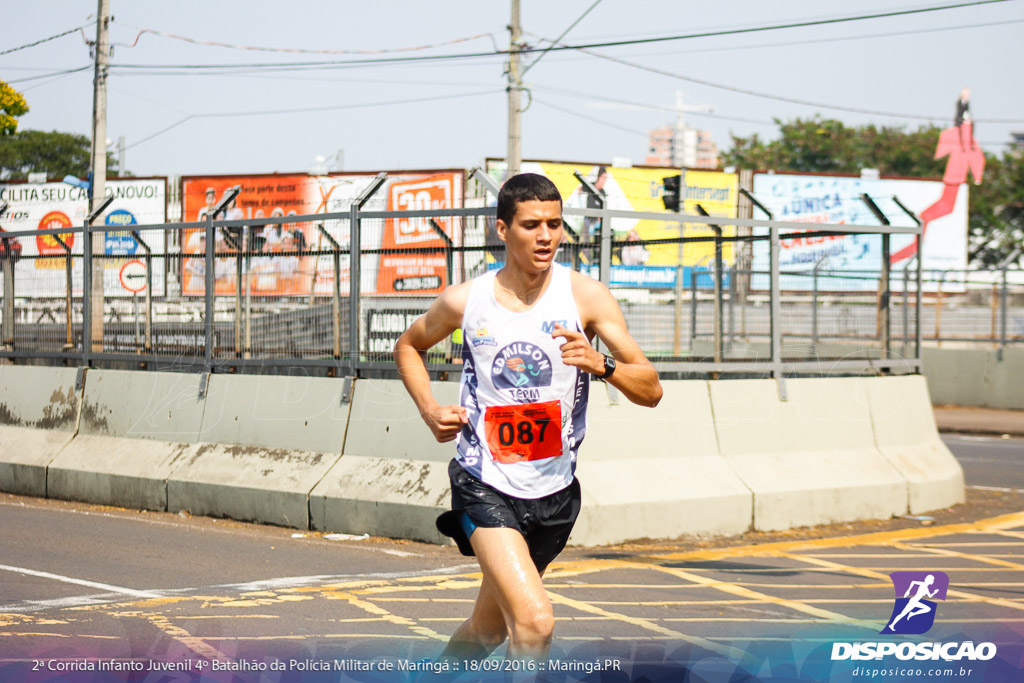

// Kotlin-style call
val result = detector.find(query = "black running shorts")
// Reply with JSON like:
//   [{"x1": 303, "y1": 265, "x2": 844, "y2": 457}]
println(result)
[{"x1": 436, "y1": 459, "x2": 582, "y2": 573}]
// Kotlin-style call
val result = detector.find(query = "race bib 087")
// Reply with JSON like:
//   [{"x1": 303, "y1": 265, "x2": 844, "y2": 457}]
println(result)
[{"x1": 484, "y1": 400, "x2": 562, "y2": 464}]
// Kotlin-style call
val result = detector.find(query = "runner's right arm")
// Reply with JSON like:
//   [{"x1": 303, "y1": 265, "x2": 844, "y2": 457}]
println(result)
[{"x1": 394, "y1": 283, "x2": 471, "y2": 442}]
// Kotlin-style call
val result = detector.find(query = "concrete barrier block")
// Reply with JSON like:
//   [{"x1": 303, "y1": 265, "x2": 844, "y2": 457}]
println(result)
[
  {"x1": 990, "y1": 347, "x2": 1024, "y2": 410},
  {"x1": 167, "y1": 444, "x2": 342, "y2": 529},
  {"x1": 866, "y1": 375, "x2": 965, "y2": 513},
  {"x1": 343, "y1": 379, "x2": 460, "y2": 462},
  {"x1": 0, "y1": 427, "x2": 73, "y2": 497},
  {"x1": 570, "y1": 381, "x2": 752, "y2": 544},
  {"x1": 711, "y1": 378, "x2": 907, "y2": 531},
  {"x1": 310, "y1": 455, "x2": 451, "y2": 544},
  {"x1": 0, "y1": 366, "x2": 80, "y2": 496},
  {"x1": 0, "y1": 365, "x2": 79, "y2": 430},
  {"x1": 47, "y1": 435, "x2": 197, "y2": 511},
  {"x1": 78, "y1": 369, "x2": 206, "y2": 441},
  {"x1": 199, "y1": 374, "x2": 349, "y2": 452}
]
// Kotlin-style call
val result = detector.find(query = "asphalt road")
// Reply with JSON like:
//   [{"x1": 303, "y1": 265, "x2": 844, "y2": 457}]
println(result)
[{"x1": 1, "y1": 435, "x2": 1022, "y2": 681}]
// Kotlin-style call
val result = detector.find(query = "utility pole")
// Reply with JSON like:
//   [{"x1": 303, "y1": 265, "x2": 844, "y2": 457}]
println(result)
[
  {"x1": 507, "y1": 0, "x2": 522, "y2": 176},
  {"x1": 88, "y1": 0, "x2": 110, "y2": 353}
]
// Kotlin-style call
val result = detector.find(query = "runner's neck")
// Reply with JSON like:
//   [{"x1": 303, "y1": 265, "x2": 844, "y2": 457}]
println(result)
[{"x1": 494, "y1": 266, "x2": 555, "y2": 312}]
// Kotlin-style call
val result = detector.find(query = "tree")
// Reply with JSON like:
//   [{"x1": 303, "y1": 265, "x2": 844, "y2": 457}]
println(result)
[
  {"x1": 968, "y1": 149, "x2": 1024, "y2": 268},
  {"x1": 722, "y1": 116, "x2": 944, "y2": 177},
  {"x1": 0, "y1": 129, "x2": 119, "y2": 181},
  {"x1": 0, "y1": 80, "x2": 29, "y2": 136}
]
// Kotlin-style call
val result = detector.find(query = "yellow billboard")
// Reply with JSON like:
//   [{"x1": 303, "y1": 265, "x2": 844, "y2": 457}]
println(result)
[{"x1": 485, "y1": 160, "x2": 738, "y2": 268}]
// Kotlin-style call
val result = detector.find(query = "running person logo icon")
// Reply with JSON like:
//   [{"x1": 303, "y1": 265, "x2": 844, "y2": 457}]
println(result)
[{"x1": 881, "y1": 571, "x2": 949, "y2": 635}]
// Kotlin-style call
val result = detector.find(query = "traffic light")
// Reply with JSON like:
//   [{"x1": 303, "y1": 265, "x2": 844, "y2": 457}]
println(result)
[{"x1": 662, "y1": 175, "x2": 681, "y2": 211}]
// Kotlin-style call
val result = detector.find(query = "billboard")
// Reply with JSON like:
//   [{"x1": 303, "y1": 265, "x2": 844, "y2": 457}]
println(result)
[
  {"x1": 0, "y1": 178, "x2": 168, "y2": 297},
  {"x1": 485, "y1": 159, "x2": 738, "y2": 288},
  {"x1": 750, "y1": 172, "x2": 968, "y2": 291},
  {"x1": 180, "y1": 171, "x2": 464, "y2": 297}
]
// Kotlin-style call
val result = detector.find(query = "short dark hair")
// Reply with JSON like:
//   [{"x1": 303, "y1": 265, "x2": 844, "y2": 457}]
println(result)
[{"x1": 496, "y1": 173, "x2": 561, "y2": 225}]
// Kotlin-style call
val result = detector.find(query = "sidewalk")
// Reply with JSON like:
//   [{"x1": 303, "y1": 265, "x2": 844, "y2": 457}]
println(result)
[{"x1": 933, "y1": 405, "x2": 1024, "y2": 437}]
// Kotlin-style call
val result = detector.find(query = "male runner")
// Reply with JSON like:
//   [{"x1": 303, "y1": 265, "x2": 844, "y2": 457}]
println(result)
[{"x1": 394, "y1": 173, "x2": 662, "y2": 660}]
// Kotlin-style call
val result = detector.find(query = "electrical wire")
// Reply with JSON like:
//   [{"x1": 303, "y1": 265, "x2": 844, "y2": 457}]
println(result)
[
  {"x1": 0, "y1": 24, "x2": 92, "y2": 56},
  {"x1": 549, "y1": 42, "x2": 1024, "y2": 123},
  {"x1": 527, "y1": 16, "x2": 1024, "y2": 60},
  {"x1": 528, "y1": 83, "x2": 774, "y2": 126},
  {"x1": 105, "y1": 1, "x2": 1012, "y2": 71},
  {"x1": 6, "y1": 66, "x2": 92, "y2": 84},
  {"x1": 110, "y1": 21, "x2": 498, "y2": 56},
  {"x1": 123, "y1": 89, "x2": 502, "y2": 151},
  {"x1": 532, "y1": 99, "x2": 652, "y2": 138}
]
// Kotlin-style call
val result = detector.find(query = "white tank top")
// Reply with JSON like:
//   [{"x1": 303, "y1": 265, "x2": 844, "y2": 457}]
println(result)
[{"x1": 455, "y1": 263, "x2": 589, "y2": 499}]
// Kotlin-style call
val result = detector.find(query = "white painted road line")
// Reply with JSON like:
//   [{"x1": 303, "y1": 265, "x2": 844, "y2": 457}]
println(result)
[
  {"x1": 969, "y1": 484, "x2": 1024, "y2": 494},
  {"x1": 0, "y1": 563, "x2": 163, "y2": 599}
]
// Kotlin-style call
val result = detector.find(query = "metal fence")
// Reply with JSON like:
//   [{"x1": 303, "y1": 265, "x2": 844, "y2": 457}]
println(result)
[{"x1": 4, "y1": 190, "x2": 1018, "y2": 379}]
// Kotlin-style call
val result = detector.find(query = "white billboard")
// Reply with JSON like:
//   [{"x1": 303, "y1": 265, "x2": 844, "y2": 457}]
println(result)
[
  {"x1": 750, "y1": 172, "x2": 967, "y2": 291},
  {"x1": 0, "y1": 178, "x2": 168, "y2": 297}
]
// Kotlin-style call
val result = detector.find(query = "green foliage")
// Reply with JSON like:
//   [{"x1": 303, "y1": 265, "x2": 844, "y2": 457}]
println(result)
[
  {"x1": 0, "y1": 80, "x2": 29, "y2": 136},
  {"x1": 0, "y1": 129, "x2": 118, "y2": 180},
  {"x1": 722, "y1": 116, "x2": 943, "y2": 177},
  {"x1": 968, "y1": 150, "x2": 1024, "y2": 268}
]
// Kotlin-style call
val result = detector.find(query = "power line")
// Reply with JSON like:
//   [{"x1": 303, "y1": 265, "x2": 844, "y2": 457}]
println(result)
[
  {"x1": 556, "y1": 43, "x2": 1024, "y2": 123},
  {"x1": 123, "y1": 89, "x2": 502, "y2": 151},
  {"x1": 0, "y1": 23, "x2": 92, "y2": 56},
  {"x1": 529, "y1": 16, "x2": 1024, "y2": 60},
  {"x1": 105, "y1": 1, "x2": 1012, "y2": 71},
  {"x1": 6, "y1": 66, "x2": 92, "y2": 84},
  {"x1": 528, "y1": 83, "x2": 774, "y2": 126},
  {"x1": 111, "y1": 21, "x2": 499, "y2": 56},
  {"x1": 532, "y1": 99, "x2": 656, "y2": 138}
]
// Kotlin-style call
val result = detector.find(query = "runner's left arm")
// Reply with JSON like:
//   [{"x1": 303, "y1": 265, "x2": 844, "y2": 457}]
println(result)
[{"x1": 559, "y1": 273, "x2": 662, "y2": 408}]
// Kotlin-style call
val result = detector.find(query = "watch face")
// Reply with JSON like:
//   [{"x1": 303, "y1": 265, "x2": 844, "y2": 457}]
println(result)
[{"x1": 603, "y1": 355, "x2": 616, "y2": 378}]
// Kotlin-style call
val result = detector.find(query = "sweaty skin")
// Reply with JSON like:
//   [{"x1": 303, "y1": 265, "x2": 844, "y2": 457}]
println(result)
[{"x1": 394, "y1": 197, "x2": 661, "y2": 660}]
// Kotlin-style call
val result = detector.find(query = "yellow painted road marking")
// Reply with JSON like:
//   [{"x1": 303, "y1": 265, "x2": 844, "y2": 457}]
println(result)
[
  {"x1": 628, "y1": 561, "x2": 883, "y2": 631},
  {"x1": 888, "y1": 541, "x2": 1024, "y2": 571},
  {"x1": 780, "y1": 553, "x2": 1024, "y2": 614},
  {"x1": 648, "y1": 511, "x2": 1024, "y2": 562},
  {"x1": 544, "y1": 589, "x2": 747, "y2": 660},
  {"x1": 321, "y1": 590, "x2": 447, "y2": 642},
  {"x1": 144, "y1": 614, "x2": 233, "y2": 662}
]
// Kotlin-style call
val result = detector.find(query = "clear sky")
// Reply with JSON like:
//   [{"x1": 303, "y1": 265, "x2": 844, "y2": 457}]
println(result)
[{"x1": 4, "y1": 0, "x2": 1022, "y2": 178}]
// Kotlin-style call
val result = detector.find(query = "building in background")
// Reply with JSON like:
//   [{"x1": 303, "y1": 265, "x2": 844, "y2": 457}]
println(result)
[{"x1": 645, "y1": 124, "x2": 719, "y2": 169}]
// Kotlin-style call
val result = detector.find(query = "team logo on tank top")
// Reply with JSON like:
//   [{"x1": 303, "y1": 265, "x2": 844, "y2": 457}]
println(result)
[{"x1": 491, "y1": 341, "x2": 553, "y2": 401}]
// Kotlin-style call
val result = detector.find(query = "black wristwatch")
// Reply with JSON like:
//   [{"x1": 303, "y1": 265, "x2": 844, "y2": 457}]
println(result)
[{"x1": 598, "y1": 354, "x2": 616, "y2": 380}]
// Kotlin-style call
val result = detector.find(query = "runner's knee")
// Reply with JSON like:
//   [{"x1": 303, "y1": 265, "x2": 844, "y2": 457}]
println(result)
[{"x1": 509, "y1": 608, "x2": 555, "y2": 647}]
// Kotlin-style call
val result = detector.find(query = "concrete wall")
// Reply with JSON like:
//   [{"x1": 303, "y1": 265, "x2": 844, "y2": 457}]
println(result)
[
  {"x1": 0, "y1": 368, "x2": 963, "y2": 547},
  {"x1": 923, "y1": 347, "x2": 1024, "y2": 410},
  {"x1": 0, "y1": 365, "x2": 80, "y2": 497}
]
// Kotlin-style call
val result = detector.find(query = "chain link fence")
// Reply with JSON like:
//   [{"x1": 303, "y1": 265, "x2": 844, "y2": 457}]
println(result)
[{"x1": 5, "y1": 196, "x2": 1019, "y2": 377}]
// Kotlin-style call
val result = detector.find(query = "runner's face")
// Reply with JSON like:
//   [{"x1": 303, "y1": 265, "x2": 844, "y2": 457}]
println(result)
[{"x1": 497, "y1": 199, "x2": 562, "y2": 274}]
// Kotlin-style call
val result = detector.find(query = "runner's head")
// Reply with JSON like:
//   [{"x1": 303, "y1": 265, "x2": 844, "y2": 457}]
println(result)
[
  {"x1": 496, "y1": 174, "x2": 563, "y2": 274},
  {"x1": 497, "y1": 173, "x2": 561, "y2": 227}
]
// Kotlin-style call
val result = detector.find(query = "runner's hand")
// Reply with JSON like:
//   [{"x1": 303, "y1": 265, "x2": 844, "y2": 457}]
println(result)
[
  {"x1": 423, "y1": 404, "x2": 469, "y2": 443},
  {"x1": 551, "y1": 323, "x2": 605, "y2": 375}
]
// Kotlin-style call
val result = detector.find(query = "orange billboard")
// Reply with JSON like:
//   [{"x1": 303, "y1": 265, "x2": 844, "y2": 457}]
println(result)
[
  {"x1": 180, "y1": 171, "x2": 464, "y2": 298},
  {"x1": 377, "y1": 174, "x2": 458, "y2": 295}
]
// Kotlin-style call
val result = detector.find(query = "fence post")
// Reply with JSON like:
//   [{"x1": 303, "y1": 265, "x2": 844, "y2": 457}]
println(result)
[
  {"x1": 812, "y1": 254, "x2": 828, "y2": 357},
  {"x1": 317, "y1": 224, "x2": 342, "y2": 361},
  {"x1": 82, "y1": 221, "x2": 92, "y2": 364},
  {"x1": 349, "y1": 172, "x2": 387, "y2": 377},
  {"x1": 997, "y1": 249, "x2": 1022, "y2": 361},
  {"x1": 689, "y1": 266, "x2": 698, "y2": 355},
  {"x1": 1, "y1": 250, "x2": 13, "y2": 351},
  {"x1": 694, "y1": 204, "x2": 723, "y2": 362},
  {"x1": 204, "y1": 211, "x2": 215, "y2": 371},
  {"x1": 770, "y1": 224, "x2": 782, "y2": 382}
]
